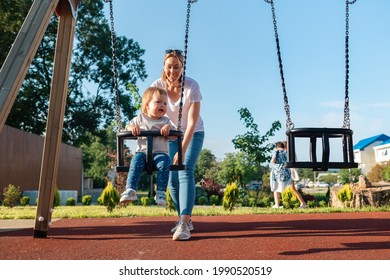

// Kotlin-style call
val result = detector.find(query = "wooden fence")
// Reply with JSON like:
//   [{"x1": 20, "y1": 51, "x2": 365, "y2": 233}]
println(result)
[{"x1": 0, "y1": 125, "x2": 82, "y2": 193}]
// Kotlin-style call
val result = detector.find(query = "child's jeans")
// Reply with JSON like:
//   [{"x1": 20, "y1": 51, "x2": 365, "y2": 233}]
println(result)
[{"x1": 126, "y1": 152, "x2": 170, "y2": 191}]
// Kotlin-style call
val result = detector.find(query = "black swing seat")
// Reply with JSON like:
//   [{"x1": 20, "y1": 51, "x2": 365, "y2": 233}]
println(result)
[
  {"x1": 116, "y1": 130, "x2": 185, "y2": 174},
  {"x1": 285, "y1": 127, "x2": 358, "y2": 171}
]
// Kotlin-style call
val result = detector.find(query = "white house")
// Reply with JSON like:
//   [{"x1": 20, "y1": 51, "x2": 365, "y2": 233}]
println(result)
[
  {"x1": 373, "y1": 139, "x2": 390, "y2": 164},
  {"x1": 353, "y1": 134, "x2": 390, "y2": 174}
]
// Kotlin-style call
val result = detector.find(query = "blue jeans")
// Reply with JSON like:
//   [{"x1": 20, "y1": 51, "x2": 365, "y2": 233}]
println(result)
[
  {"x1": 126, "y1": 152, "x2": 170, "y2": 191},
  {"x1": 168, "y1": 131, "x2": 204, "y2": 216}
]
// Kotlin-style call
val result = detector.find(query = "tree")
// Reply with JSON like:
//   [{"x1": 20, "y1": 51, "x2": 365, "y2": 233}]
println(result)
[
  {"x1": 217, "y1": 152, "x2": 262, "y2": 188},
  {"x1": 1, "y1": 0, "x2": 147, "y2": 184},
  {"x1": 383, "y1": 164, "x2": 390, "y2": 182},
  {"x1": 232, "y1": 108, "x2": 281, "y2": 165},
  {"x1": 320, "y1": 174, "x2": 338, "y2": 185},
  {"x1": 298, "y1": 168, "x2": 314, "y2": 183},
  {"x1": 2, "y1": 0, "x2": 147, "y2": 146},
  {"x1": 339, "y1": 168, "x2": 362, "y2": 184},
  {"x1": 367, "y1": 164, "x2": 385, "y2": 183},
  {"x1": 0, "y1": 0, "x2": 31, "y2": 63},
  {"x1": 195, "y1": 149, "x2": 219, "y2": 183},
  {"x1": 218, "y1": 153, "x2": 241, "y2": 186},
  {"x1": 80, "y1": 133, "x2": 111, "y2": 189}
]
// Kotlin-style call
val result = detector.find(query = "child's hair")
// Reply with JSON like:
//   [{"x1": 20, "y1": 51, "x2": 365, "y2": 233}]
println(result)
[
  {"x1": 275, "y1": 141, "x2": 285, "y2": 149},
  {"x1": 141, "y1": 86, "x2": 168, "y2": 114}
]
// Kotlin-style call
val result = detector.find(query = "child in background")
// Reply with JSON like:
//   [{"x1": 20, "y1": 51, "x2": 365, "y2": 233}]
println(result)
[
  {"x1": 283, "y1": 141, "x2": 307, "y2": 208},
  {"x1": 120, "y1": 87, "x2": 176, "y2": 206},
  {"x1": 270, "y1": 141, "x2": 291, "y2": 208}
]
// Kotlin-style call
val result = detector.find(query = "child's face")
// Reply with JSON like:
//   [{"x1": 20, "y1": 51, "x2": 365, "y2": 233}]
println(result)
[{"x1": 146, "y1": 93, "x2": 168, "y2": 119}]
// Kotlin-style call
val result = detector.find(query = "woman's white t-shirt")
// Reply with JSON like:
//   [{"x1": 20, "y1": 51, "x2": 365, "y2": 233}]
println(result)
[{"x1": 151, "y1": 77, "x2": 204, "y2": 133}]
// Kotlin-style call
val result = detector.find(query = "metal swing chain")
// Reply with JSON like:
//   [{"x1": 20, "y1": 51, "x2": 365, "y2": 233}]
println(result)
[
  {"x1": 264, "y1": 0, "x2": 294, "y2": 130},
  {"x1": 343, "y1": 0, "x2": 357, "y2": 129},
  {"x1": 178, "y1": 0, "x2": 198, "y2": 131},
  {"x1": 105, "y1": 0, "x2": 122, "y2": 133}
]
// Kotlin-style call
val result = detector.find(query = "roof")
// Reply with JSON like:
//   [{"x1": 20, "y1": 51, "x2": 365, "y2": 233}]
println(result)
[
  {"x1": 381, "y1": 139, "x2": 390, "y2": 145},
  {"x1": 354, "y1": 134, "x2": 390, "y2": 151}
]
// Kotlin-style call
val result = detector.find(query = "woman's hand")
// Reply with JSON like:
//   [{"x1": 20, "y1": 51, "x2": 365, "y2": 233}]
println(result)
[{"x1": 172, "y1": 152, "x2": 185, "y2": 165}]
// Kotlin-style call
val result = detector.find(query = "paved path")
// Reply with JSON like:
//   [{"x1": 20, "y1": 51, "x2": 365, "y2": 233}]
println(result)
[{"x1": 0, "y1": 212, "x2": 389, "y2": 260}]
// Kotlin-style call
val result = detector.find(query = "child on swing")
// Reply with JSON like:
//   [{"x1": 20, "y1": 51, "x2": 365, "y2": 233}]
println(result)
[{"x1": 120, "y1": 86, "x2": 176, "y2": 206}]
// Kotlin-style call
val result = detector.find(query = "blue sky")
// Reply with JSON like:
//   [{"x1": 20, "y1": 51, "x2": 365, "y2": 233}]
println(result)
[{"x1": 103, "y1": 0, "x2": 390, "y2": 162}]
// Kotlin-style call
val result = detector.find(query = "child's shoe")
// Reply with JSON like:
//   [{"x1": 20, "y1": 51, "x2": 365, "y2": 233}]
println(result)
[
  {"x1": 154, "y1": 190, "x2": 167, "y2": 206},
  {"x1": 120, "y1": 188, "x2": 137, "y2": 203}
]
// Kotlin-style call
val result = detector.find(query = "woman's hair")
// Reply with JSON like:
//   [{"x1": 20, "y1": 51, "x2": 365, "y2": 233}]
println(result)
[
  {"x1": 161, "y1": 50, "x2": 184, "y2": 82},
  {"x1": 275, "y1": 141, "x2": 285, "y2": 149},
  {"x1": 141, "y1": 86, "x2": 168, "y2": 114}
]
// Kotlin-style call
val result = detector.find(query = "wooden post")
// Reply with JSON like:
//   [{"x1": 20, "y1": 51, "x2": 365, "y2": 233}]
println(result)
[
  {"x1": 0, "y1": 0, "x2": 60, "y2": 132},
  {"x1": 34, "y1": 0, "x2": 77, "y2": 238}
]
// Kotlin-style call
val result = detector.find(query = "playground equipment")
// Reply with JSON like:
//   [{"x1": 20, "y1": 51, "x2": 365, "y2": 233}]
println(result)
[
  {"x1": 0, "y1": 0, "x2": 79, "y2": 238},
  {"x1": 104, "y1": 0, "x2": 199, "y2": 175},
  {"x1": 264, "y1": 0, "x2": 358, "y2": 171}
]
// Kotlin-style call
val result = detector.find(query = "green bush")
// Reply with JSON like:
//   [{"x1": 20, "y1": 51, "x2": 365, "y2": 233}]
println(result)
[
  {"x1": 66, "y1": 197, "x2": 76, "y2": 206},
  {"x1": 222, "y1": 182, "x2": 239, "y2": 211},
  {"x1": 259, "y1": 196, "x2": 272, "y2": 207},
  {"x1": 248, "y1": 197, "x2": 256, "y2": 207},
  {"x1": 99, "y1": 182, "x2": 120, "y2": 212},
  {"x1": 166, "y1": 188, "x2": 175, "y2": 211},
  {"x1": 140, "y1": 196, "x2": 151, "y2": 206},
  {"x1": 318, "y1": 200, "x2": 327, "y2": 207},
  {"x1": 307, "y1": 200, "x2": 315, "y2": 208},
  {"x1": 53, "y1": 187, "x2": 60, "y2": 207},
  {"x1": 209, "y1": 195, "x2": 220, "y2": 205},
  {"x1": 195, "y1": 186, "x2": 208, "y2": 204},
  {"x1": 197, "y1": 196, "x2": 209, "y2": 205},
  {"x1": 240, "y1": 195, "x2": 250, "y2": 207},
  {"x1": 337, "y1": 184, "x2": 353, "y2": 207},
  {"x1": 97, "y1": 196, "x2": 103, "y2": 205},
  {"x1": 82, "y1": 195, "x2": 92, "y2": 206},
  {"x1": 281, "y1": 187, "x2": 300, "y2": 209},
  {"x1": 20, "y1": 196, "x2": 30, "y2": 206},
  {"x1": 2, "y1": 184, "x2": 21, "y2": 207}
]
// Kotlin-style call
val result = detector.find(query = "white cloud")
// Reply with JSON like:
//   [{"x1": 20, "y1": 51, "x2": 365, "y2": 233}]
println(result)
[
  {"x1": 320, "y1": 101, "x2": 344, "y2": 109},
  {"x1": 368, "y1": 102, "x2": 390, "y2": 108}
]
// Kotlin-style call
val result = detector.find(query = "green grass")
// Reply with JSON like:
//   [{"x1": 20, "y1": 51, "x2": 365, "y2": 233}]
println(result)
[{"x1": 0, "y1": 204, "x2": 389, "y2": 219}]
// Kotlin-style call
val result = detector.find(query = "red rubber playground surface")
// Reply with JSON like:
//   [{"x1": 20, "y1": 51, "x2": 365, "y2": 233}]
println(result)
[{"x1": 0, "y1": 212, "x2": 389, "y2": 260}]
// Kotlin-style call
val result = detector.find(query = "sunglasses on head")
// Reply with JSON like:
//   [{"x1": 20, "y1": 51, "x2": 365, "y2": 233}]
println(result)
[{"x1": 165, "y1": 49, "x2": 183, "y2": 55}]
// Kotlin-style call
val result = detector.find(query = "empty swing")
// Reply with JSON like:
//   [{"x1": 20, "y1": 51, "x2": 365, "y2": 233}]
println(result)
[
  {"x1": 105, "y1": 0, "x2": 198, "y2": 175},
  {"x1": 264, "y1": 0, "x2": 358, "y2": 171}
]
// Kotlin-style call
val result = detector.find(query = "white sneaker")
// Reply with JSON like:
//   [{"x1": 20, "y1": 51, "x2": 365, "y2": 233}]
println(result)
[
  {"x1": 272, "y1": 205, "x2": 283, "y2": 209},
  {"x1": 154, "y1": 191, "x2": 167, "y2": 206},
  {"x1": 172, "y1": 221, "x2": 191, "y2": 241},
  {"x1": 171, "y1": 219, "x2": 194, "y2": 233},
  {"x1": 299, "y1": 204, "x2": 307, "y2": 209},
  {"x1": 120, "y1": 188, "x2": 137, "y2": 203}
]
